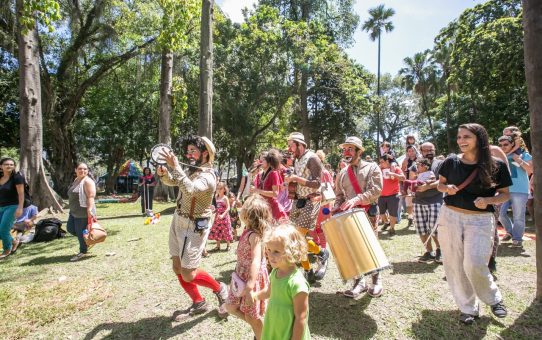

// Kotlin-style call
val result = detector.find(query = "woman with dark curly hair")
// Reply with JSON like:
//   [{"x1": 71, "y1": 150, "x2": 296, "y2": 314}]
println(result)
[
  {"x1": 138, "y1": 167, "x2": 157, "y2": 216},
  {"x1": 437, "y1": 123, "x2": 512, "y2": 325}
]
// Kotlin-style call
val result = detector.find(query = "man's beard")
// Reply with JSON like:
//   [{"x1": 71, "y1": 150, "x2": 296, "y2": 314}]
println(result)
[
  {"x1": 425, "y1": 153, "x2": 434, "y2": 161},
  {"x1": 187, "y1": 156, "x2": 203, "y2": 173}
]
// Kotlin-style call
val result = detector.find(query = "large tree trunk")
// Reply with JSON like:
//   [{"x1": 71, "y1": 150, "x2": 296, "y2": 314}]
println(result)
[
  {"x1": 198, "y1": 0, "x2": 213, "y2": 139},
  {"x1": 522, "y1": 0, "x2": 542, "y2": 300},
  {"x1": 47, "y1": 118, "x2": 78, "y2": 197},
  {"x1": 16, "y1": 0, "x2": 63, "y2": 212},
  {"x1": 155, "y1": 49, "x2": 175, "y2": 201}
]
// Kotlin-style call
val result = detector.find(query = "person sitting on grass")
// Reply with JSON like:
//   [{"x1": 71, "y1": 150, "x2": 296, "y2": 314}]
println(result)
[
  {"x1": 225, "y1": 195, "x2": 271, "y2": 340},
  {"x1": 249, "y1": 223, "x2": 311, "y2": 340},
  {"x1": 11, "y1": 204, "x2": 38, "y2": 253}
]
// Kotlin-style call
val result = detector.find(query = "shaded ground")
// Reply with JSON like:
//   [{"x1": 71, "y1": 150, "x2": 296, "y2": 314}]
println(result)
[{"x1": 0, "y1": 202, "x2": 539, "y2": 339}]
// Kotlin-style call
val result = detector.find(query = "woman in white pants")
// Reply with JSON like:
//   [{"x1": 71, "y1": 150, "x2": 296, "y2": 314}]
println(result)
[{"x1": 436, "y1": 123, "x2": 512, "y2": 325}]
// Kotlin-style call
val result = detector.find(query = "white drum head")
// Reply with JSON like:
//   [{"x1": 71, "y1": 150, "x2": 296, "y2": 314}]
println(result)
[{"x1": 150, "y1": 144, "x2": 173, "y2": 165}]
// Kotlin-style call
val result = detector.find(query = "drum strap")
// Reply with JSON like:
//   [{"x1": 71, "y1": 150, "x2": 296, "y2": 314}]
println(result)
[{"x1": 347, "y1": 165, "x2": 371, "y2": 211}]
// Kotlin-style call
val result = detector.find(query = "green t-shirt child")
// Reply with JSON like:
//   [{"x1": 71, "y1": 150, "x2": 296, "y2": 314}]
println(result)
[{"x1": 262, "y1": 268, "x2": 310, "y2": 340}]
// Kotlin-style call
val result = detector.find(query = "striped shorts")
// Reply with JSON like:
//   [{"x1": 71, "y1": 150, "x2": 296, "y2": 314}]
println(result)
[{"x1": 413, "y1": 203, "x2": 442, "y2": 236}]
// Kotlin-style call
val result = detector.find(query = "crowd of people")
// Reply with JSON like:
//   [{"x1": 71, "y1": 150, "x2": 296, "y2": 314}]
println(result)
[{"x1": 0, "y1": 122, "x2": 535, "y2": 338}]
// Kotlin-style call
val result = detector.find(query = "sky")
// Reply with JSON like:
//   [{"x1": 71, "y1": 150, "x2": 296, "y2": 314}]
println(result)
[{"x1": 216, "y1": 0, "x2": 485, "y2": 76}]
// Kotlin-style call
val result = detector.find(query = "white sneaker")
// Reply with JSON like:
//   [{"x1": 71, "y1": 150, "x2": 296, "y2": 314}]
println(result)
[{"x1": 70, "y1": 253, "x2": 86, "y2": 262}]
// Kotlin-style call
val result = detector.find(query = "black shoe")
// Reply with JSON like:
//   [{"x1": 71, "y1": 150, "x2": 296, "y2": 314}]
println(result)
[
  {"x1": 418, "y1": 251, "x2": 435, "y2": 263},
  {"x1": 435, "y1": 248, "x2": 442, "y2": 264},
  {"x1": 407, "y1": 218, "x2": 414, "y2": 228},
  {"x1": 501, "y1": 233, "x2": 512, "y2": 242},
  {"x1": 488, "y1": 256, "x2": 497, "y2": 273},
  {"x1": 304, "y1": 269, "x2": 316, "y2": 284},
  {"x1": 491, "y1": 301, "x2": 507, "y2": 318},
  {"x1": 314, "y1": 248, "x2": 329, "y2": 280},
  {"x1": 381, "y1": 223, "x2": 390, "y2": 231},
  {"x1": 459, "y1": 313, "x2": 479, "y2": 325},
  {"x1": 388, "y1": 229, "x2": 396, "y2": 236}
]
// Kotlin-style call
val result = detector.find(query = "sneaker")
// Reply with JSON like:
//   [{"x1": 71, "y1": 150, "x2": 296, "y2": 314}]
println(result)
[
  {"x1": 174, "y1": 300, "x2": 209, "y2": 321},
  {"x1": 381, "y1": 223, "x2": 390, "y2": 231},
  {"x1": 343, "y1": 278, "x2": 367, "y2": 298},
  {"x1": 511, "y1": 240, "x2": 523, "y2": 248},
  {"x1": 418, "y1": 251, "x2": 435, "y2": 263},
  {"x1": 214, "y1": 282, "x2": 229, "y2": 317},
  {"x1": 304, "y1": 269, "x2": 316, "y2": 284},
  {"x1": 70, "y1": 253, "x2": 86, "y2": 262},
  {"x1": 501, "y1": 233, "x2": 512, "y2": 242},
  {"x1": 314, "y1": 249, "x2": 329, "y2": 280},
  {"x1": 434, "y1": 248, "x2": 442, "y2": 264},
  {"x1": 491, "y1": 301, "x2": 507, "y2": 318},
  {"x1": 459, "y1": 313, "x2": 479, "y2": 325},
  {"x1": 407, "y1": 218, "x2": 414, "y2": 228},
  {"x1": 367, "y1": 278, "x2": 383, "y2": 298}
]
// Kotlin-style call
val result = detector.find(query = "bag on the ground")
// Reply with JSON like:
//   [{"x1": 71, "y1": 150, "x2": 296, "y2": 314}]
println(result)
[
  {"x1": 86, "y1": 216, "x2": 107, "y2": 246},
  {"x1": 33, "y1": 218, "x2": 65, "y2": 242}
]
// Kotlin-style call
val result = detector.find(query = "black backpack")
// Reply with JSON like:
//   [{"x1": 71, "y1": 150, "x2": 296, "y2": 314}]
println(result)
[{"x1": 33, "y1": 218, "x2": 65, "y2": 242}]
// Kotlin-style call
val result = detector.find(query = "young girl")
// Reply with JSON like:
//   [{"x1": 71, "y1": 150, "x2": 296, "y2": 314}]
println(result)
[
  {"x1": 228, "y1": 192, "x2": 241, "y2": 241},
  {"x1": 250, "y1": 223, "x2": 310, "y2": 340},
  {"x1": 208, "y1": 182, "x2": 233, "y2": 251},
  {"x1": 225, "y1": 195, "x2": 271, "y2": 340}
]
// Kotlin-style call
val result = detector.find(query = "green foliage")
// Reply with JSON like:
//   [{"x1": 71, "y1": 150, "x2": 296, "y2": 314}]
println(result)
[
  {"x1": 362, "y1": 4, "x2": 395, "y2": 41},
  {"x1": 433, "y1": 0, "x2": 527, "y2": 144},
  {"x1": 19, "y1": 0, "x2": 61, "y2": 32},
  {"x1": 157, "y1": 0, "x2": 200, "y2": 51}
]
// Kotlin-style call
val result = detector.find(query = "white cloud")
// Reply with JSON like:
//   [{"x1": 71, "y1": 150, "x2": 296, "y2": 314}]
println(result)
[{"x1": 219, "y1": 0, "x2": 257, "y2": 23}]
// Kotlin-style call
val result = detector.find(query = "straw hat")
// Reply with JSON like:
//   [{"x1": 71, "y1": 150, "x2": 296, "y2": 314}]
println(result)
[
  {"x1": 339, "y1": 136, "x2": 364, "y2": 150},
  {"x1": 201, "y1": 136, "x2": 216, "y2": 163},
  {"x1": 287, "y1": 132, "x2": 307, "y2": 146}
]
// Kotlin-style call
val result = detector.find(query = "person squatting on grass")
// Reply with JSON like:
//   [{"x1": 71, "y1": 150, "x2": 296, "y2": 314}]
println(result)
[
  {"x1": 436, "y1": 123, "x2": 512, "y2": 325},
  {"x1": 0, "y1": 157, "x2": 24, "y2": 259},
  {"x1": 249, "y1": 223, "x2": 311, "y2": 340},
  {"x1": 67, "y1": 162, "x2": 97, "y2": 262},
  {"x1": 225, "y1": 195, "x2": 271, "y2": 340},
  {"x1": 156, "y1": 135, "x2": 229, "y2": 320}
]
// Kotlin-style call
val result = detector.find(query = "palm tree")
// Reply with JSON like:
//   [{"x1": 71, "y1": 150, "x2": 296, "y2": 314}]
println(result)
[
  {"x1": 399, "y1": 49, "x2": 438, "y2": 141},
  {"x1": 362, "y1": 4, "x2": 395, "y2": 151}
]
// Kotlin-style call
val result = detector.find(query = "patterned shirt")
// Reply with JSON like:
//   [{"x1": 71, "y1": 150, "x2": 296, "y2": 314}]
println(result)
[
  {"x1": 160, "y1": 162, "x2": 216, "y2": 219},
  {"x1": 293, "y1": 150, "x2": 322, "y2": 198}
]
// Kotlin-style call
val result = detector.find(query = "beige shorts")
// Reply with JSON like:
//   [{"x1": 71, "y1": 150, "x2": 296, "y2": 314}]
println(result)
[
  {"x1": 290, "y1": 199, "x2": 320, "y2": 230},
  {"x1": 169, "y1": 214, "x2": 213, "y2": 269}
]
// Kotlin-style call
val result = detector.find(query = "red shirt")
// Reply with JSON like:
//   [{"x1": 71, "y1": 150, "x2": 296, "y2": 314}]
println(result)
[
  {"x1": 381, "y1": 167, "x2": 402, "y2": 196},
  {"x1": 262, "y1": 170, "x2": 288, "y2": 221}
]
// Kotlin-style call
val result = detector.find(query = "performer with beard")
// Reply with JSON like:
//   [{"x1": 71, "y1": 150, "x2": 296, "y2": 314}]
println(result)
[
  {"x1": 157, "y1": 135, "x2": 228, "y2": 320},
  {"x1": 285, "y1": 132, "x2": 330, "y2": 283},
  {"x1": 333, "y1": 137, "x2": 384, "y2": 298}
]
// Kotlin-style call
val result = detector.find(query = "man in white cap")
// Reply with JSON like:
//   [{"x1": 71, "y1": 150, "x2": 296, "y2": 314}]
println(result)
[
  {"x1": 334, "y1": 136, "x2": 384, "y2": 298},
  {"x1": 157, "y1": 135, "x2": 228, "y2": 320},
  {"x1": 286, "y1": 132, "x2": 330, "y2": 283}
]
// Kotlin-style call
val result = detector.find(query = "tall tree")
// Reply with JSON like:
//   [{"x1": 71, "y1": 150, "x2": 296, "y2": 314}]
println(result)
[
  {"x1": 399, "y1": 49, "x2": 439, "y2": 140},
  {"x1": 16, "y1": 0, "x2": 63, "y2": 211},
  {"x1": 198, "y1": 0, "x2": 213, "y2": 139},
  {"x1": 362, "y1": 4, "x2": 395, "y2": 150},
  {"x1": 522, "y1": 0, "x2": 542, "y2": 300}
]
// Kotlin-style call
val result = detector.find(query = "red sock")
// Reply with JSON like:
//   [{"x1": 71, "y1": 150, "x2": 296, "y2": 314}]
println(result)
[
  {"x1": 192, "y1": 270, "x2": 221, "y2": 292},
  {"x1": 177, "y1": 274, "x2": 203, "y2": 303}
]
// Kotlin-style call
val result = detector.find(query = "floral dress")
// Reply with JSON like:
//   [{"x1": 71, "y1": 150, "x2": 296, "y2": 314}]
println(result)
[
  {"x1": 208, "y1": 197, "x2": 233, "y2": 241},
  {"x1": 227, "y1": 229, "x2": 269, "y2": 319}
]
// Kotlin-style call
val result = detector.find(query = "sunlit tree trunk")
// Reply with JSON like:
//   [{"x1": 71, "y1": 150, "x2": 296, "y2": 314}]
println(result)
[
  {"x1": 522, "y1": 0, "x2": 542, "y2": 300},
  {"x1": 16, "y1": 0, "x2": 63, "y2": 212}
]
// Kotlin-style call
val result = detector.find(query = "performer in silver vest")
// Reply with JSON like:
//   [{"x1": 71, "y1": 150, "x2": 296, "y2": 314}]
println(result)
[{"x1": 285, "y1": 132, "x2": 330, "y2": 283}]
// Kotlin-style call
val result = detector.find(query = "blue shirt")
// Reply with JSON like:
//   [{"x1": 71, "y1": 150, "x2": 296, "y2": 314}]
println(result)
[
  {"x1": 507, "y1": 151, "x2": 532, "y2": 194},
  {"x1": 15, "y1": 205, "x2": 38, "y2": 223}
]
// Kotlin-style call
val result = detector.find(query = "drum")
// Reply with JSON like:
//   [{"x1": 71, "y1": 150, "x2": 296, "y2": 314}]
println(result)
[{"x1": 322, "y1": 209, "x2": 391, "y2": 280}]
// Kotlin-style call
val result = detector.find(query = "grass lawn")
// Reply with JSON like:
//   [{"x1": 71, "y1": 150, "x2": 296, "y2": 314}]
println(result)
[{"x1": 1, "y1": 201, "x2": 540, "y2": 339}]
